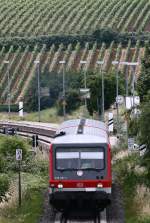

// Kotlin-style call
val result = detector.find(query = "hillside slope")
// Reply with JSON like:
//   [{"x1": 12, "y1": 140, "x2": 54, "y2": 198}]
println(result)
[
  {"x1": 0, "y1": 0, "x2": 150, "y2": 37},
  {"x1": 0, "y1": 0, "x2": 148, "y2": 105},
  {"x1": 0, "y1": 42, "x2": 144, "y2": 104}
]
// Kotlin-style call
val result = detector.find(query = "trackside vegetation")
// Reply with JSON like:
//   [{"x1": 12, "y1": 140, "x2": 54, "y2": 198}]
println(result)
[
  {"x1": 114, "y1": 44, "x2": 150, "y2": 223},
  {"x1": 113, "y1": 152, "x2": 150, "y2": 223},
  {"x1": 0, "y1": 135, "x2": 48, "y2": 223},
  {"x1": 128, "y1": 44, "x2": 150, "y2": 179},
  {"x1": 25, "y1": 70, "x2": 125, "y2": 115}
]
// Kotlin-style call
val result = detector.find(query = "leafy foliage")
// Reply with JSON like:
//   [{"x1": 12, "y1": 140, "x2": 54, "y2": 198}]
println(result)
[
  {"x1": 0, "y1": 136, "x2": 29, "y2": 201},
  {"x1": 128, "y1": 118, "x2": 139, "y2": 137},
  {"x1": 87, "y1": 70, "x2": 125, "y2": 115},
  {"x1": 138, "y1": 101, "x2": 150, "y2": 149},
  {"x1": 130, "y1": 44, "x2": 150, "y2": 183},
  {"x1": 0, "y1": 31, "x2": 150, "y2": 51},
  {"x1": 0, "y1": 136, "x2": 28, "y2": 159},
  {"x1": 113, "y1": 153, "x2": 149, "y2": 222},
  {"x1": 25, "y1": 70, "x2": 82, "y2": 113},
  {"x1": 0, "y1": 174, "x2": 9, "y2": 202},
  {"x1": 137, "y1": 46, "x2": 150, "y2": 102}
]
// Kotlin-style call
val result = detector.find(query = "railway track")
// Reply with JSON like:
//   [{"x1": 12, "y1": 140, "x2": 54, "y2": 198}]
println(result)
[
  {"x1": 0, "y1": 120, "x2": 58, "y2": 145},
  {"x1": 54, "y1": 209, "x2": 107, "y2": 223},
  {"x1": 0, "y1": 120, "x2": 57, "y2": 137},
  {"x1": 0, "y1": 120, "x2": 124, "y2": 223}
]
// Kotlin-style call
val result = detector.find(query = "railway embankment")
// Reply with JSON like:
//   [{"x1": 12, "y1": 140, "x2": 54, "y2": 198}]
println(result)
[
  {"x1": 0, "y1": 135, "x2": 48, "y2": 223},
  {"x1": 112, "y1": 145, "x2": 150, "y2": 223}
]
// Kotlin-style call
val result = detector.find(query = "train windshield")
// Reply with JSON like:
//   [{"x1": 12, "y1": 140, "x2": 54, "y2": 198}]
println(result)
[{"x1": 56, "y1": 148, "x2": 104, "y2": 170}]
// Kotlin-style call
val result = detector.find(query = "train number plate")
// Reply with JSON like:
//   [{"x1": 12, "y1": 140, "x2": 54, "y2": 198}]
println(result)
[{"x1": 76, "y1": 183, "x2": 84, "y2": 188}]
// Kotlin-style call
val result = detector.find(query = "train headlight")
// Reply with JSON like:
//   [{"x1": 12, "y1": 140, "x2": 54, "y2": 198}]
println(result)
[
  {"x1": 58, "y1": 183, "x2": 63, "y2": 189},
  {"x1": 97, "y1": 183, "x2": 103, "y2": 188}
]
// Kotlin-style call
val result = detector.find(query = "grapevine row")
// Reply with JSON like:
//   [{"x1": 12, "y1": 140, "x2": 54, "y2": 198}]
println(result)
[
  {"x1": 0, "y1": 0, "x2": 149, "y2": 35},
  {"x1": 0, "y1": 41, "x2": 145, "y2": 103}
]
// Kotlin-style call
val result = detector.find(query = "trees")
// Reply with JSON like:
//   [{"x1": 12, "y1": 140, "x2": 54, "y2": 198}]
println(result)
[
  {"x1": 131, "y1": 44, "x2": 150, "y2": 181},
  {"x1": 139, "y1": 99, "x2": 150, "y2": 149},
  {"x1": 137, "y1": 45, "x2": 150, "y2": 101},
  {"x1": 25, "y1": 70, "x2": 82, "y2": 113},
  {"x1": 86, "y1": 70, "x2": 125, "y2": 115},
  {"x1": 25, "y1": 68, "x2": 126, "y2": 116},
  {"x1": 138, "y1": 97, "x2": 150, "y2": 182}
]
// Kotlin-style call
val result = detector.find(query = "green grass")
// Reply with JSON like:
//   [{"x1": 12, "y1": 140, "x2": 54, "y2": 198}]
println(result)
[
  {"x1": 0, "y1": 144, "x2": 48, "y2": 223},
  {"x1": 0, "y1": 172, "x2": 48, "y2": 223},
  {"x1": 0, "y1": 106, "x2": 90, "y2": 123},
  {"x1": 113, "y1": 153, "x2": 150, "y2": 223},
  {"x1": 0, "y1": 188, "x2": 44, "y2": 223}
]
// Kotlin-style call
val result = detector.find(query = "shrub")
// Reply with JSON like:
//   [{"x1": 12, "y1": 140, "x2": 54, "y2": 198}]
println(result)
[
  {"x1": 0, "y1": 136, "x2": 28, "y2": 158},
  {"x1": 0, "y1": 174, "x2": 9, "y2": 202},
  {"x1": 0, "y1": 136, "x2": 29, "y2": 172},
  {"x1": 0, "y1": 156, "x2": 6, "y2": 172}
]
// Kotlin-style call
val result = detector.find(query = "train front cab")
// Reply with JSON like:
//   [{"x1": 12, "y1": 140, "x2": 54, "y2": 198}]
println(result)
[{"x1": 49, "y1": 142, "x2": 112, "y2": 211}]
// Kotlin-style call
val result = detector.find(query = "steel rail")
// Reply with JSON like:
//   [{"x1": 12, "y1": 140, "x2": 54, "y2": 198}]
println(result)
[
  {"x1": 0, "y1": 121, "x2": 57, "y2": 145},
  {"x1": 0, "y1": 120, "x2": 57, "y2": 138},
  {"x1": 54, "y1": 209, "x2": 107, "y2": 223}
]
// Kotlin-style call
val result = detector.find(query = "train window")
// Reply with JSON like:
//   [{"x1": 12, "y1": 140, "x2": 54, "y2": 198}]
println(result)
[
  {"x1": 55, "y1": 148, "x2": 104, "y2": 170},
  {"x1": 56, "y1": 151, "x2": 79, "y2": 170},
  {"x1": 80, "y1": 151, "x2": 104, "y2": 169}
]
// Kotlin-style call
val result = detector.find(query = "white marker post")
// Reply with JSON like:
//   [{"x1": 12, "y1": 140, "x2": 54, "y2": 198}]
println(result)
[
  {"x1": 16, "y1": 149, "x2": 22, "y2": 207},
  {"x1": 128, "y1": 138, "x2": 134, "y2": 150},
  {"x1": 19, "y1": 101, "x2": 23, "y2": 117},
  {"x1": 139, "y1": 144, "x2": 147, "y2": 156},
  {"x1": 108, "y1": 113, "x2": 113, "y2": 132}
]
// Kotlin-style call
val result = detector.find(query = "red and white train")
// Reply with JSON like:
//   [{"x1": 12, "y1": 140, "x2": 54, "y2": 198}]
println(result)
[{"x1": 49, "y1": 118, "x2": 112, "y2": 211}]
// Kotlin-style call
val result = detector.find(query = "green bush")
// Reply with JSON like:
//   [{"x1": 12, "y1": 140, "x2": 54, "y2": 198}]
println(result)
[
  {"x1": 25, "y1": 70, "x2": 82, "y2": 112},
  {"x1": 0, "y1": 136, "x2": 29, "y2": 172},
  {"x1": 57, "y1": 89, "x2": 81, "y2": 115},
  {"x1": 0, "y1": 104, "x2": 18, "y2": 112},
  {"x1": 0, "y1": 136, "x2": 28, "y2": 158},
  {"x1": 22, "y1": 158, "x2": 48, "y2": 175},
  {"x1": 0, "y1": 174, "x2": 9, "y2": 202},
  {"x1": 0, "y1": 30, "x2": 149, "y2": 51},
  {"x1": 0, "y1": 156, "x2": 6, "y2": 172}
]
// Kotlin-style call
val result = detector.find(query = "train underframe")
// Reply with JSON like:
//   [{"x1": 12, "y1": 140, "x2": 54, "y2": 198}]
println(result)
[{"x1": 49, "y1": 191, "x2": 111, "y2": 212}]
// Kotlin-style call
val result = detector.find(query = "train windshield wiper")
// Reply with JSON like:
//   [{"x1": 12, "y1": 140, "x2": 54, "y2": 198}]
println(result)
[
  {"x1": 81, "y1": 168, "x2": 100, "y2": 171},
  {"x1": 58, "y1": 168, "x2": 77, "y2": 171}
]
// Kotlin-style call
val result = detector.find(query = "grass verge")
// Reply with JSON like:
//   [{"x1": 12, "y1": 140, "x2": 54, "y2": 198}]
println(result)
[
  {"x1": 0, "y1": 106, "x2": 90, "y2": 123},
  {"x1": 0, "y1": 188, "x2": 44, "y2": 223},
  {"x1": 113, "y1": 152, "x2": 150, "y2": 223},
  {"x1": 0, "y1": 173, "x2": 47, "y2": 223}
]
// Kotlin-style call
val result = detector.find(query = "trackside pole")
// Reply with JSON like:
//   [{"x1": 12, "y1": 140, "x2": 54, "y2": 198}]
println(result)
[
  {"x1": 108, "y1": 113, "x2": 113, "y2": 133},
  {"x1": 19, "y1": 101, "x2": 23, "y2": 117},
  {"x1": 18, "y1": 160, "x2": 21, "y2": 207},
  {"x1": 16, "y1": 149, "x2": 22, "y2": 207}
]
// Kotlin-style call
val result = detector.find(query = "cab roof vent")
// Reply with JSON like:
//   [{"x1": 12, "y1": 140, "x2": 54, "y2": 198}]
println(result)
[{"x1": 77, "y1": 118, "x2": 86, "y2": 134}]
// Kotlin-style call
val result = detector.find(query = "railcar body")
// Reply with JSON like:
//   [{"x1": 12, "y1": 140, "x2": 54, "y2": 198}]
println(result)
[{"x1": 49, "y1": 119, "x2": 112, "y2": 211}]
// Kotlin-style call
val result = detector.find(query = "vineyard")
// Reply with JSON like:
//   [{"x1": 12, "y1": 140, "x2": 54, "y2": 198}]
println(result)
[
  {"x1": 0, "y1": 41, "x2": 144, "y2": 104},
  {"x1": 0, "y1": 0, "x2": 149, "y2": 104},
  {"x1": 0, "y1": 0, "x2": 150, "y2": 36}
]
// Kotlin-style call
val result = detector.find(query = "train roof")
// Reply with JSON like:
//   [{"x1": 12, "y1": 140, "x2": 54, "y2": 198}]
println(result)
[{"x1": 52, "y1": 119, "x2": 109, "y2": 144}]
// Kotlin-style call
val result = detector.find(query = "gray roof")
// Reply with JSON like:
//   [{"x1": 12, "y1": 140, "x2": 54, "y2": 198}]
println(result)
[{"x1": 53, "y1": 119, "x2": 109, "y2": 144}]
